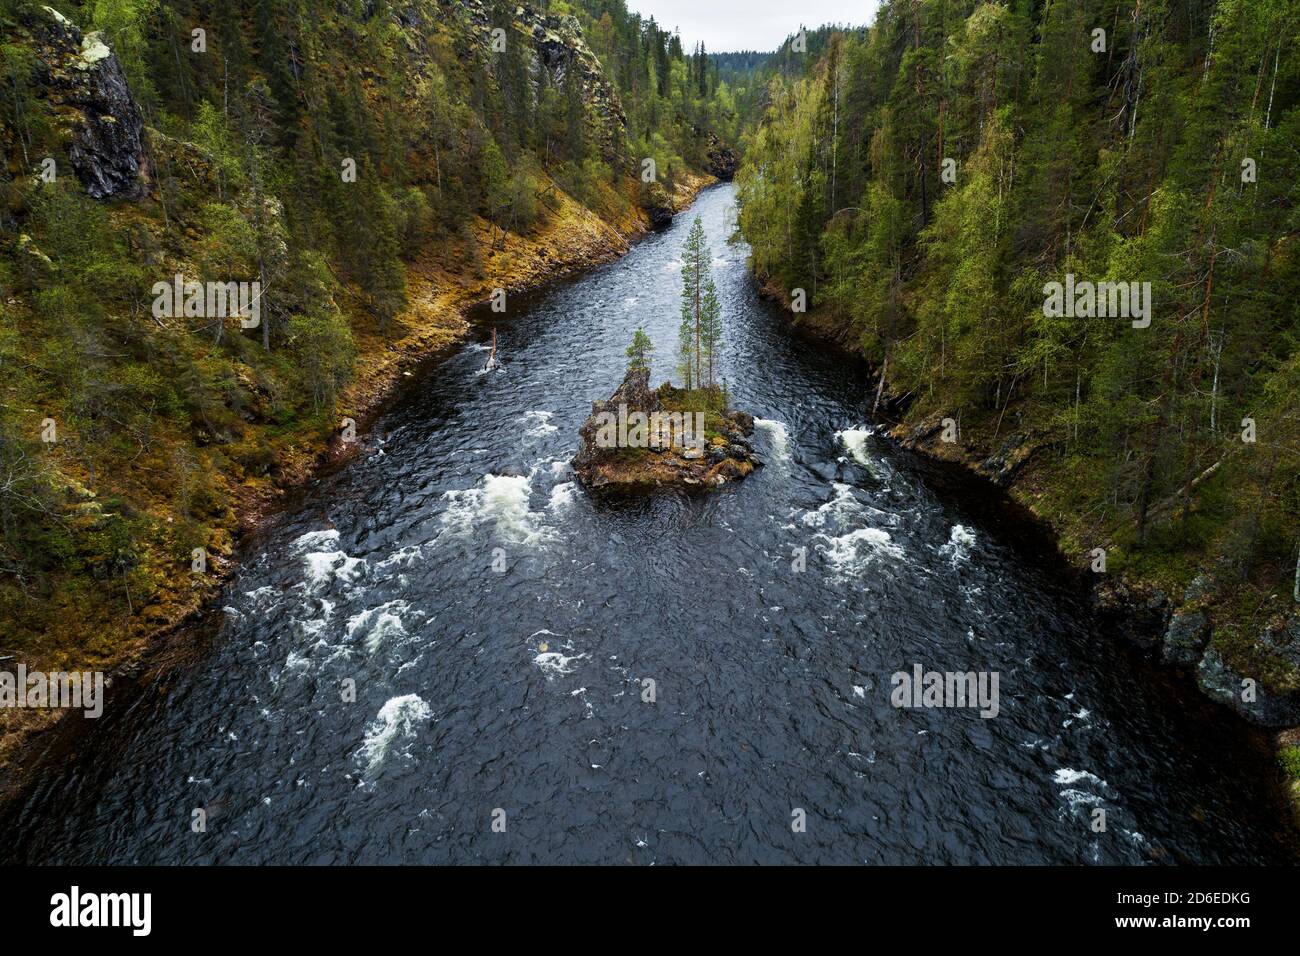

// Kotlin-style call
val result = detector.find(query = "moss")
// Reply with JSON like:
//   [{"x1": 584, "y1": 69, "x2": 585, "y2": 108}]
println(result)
[
  {"x1": 609, "y1": 446, "x2": 650, "y2": 463},
  {"x1": 1280, "y1": 746, "x2": 1300, "y2": 782}
]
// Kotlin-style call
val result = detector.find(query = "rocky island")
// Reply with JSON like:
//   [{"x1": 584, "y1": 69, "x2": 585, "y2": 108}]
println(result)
[{"x1": 572, "y1": 366, "x2": 758, "y2": 493}]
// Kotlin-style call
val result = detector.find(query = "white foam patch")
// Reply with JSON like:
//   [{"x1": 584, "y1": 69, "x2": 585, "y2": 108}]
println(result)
[
  {"x1": 524, "y1": 410, "x2": 558, "y2": 437},
  {"x1": 835, "y1": 425, "x2": 875, "y2": 465},
  {"x1": 801, "y1": 483, "x2": 862, "y2": 529},
  {"x1": 1053, "y1": 768, "x2": 1105, "y2": 787},
  {"x1": 1051, "y1": 767, "x2": 1118, "y2": 823},
  {"x1": 440, "y1": 474, "x2": 553, "y2": 545},
  {"x1": 548, "y1": 481, "x2": 577, "y2": 510},
  {"x1": 292, "y1": 529, "x2": 340, "y2": 552},
  {"x1": 346, "y1": 600, "x2": 410, "y2": 653},
  {"x1": 1059, "y1": 789, "x2": 1105, "y2": 810},
  {"x1": 292, "y1": 531, "x2": 365, "y2": 593},
  {"x1": 376, "y1": 544, "x2": 423, "y2": 569},
  {"x1": 818, "y1": 527, "x2": 905, "y2": 572},
  {"x1": 754, "y1": 418, "x2": 790, "y2": 462},
  {"x1": 941, "y1": 524, "x2": 977, "y2": 562},
  {"x1": 357, "y1": 695, "x2": 432, "y2": 775},
  {"x1": 533, "y1": 651, "x2": 587, "y2": 678},
  {"x1": 527, "y1": 457, "x2": 574, "y2": 483}
]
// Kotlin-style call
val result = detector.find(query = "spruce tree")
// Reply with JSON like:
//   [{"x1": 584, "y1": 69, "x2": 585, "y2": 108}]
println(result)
[{"x1": 626, "y1": 328, "x2": 653, "y2": 374}]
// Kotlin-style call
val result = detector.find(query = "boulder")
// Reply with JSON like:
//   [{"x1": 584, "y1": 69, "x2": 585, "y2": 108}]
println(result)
[
  {"x1": 1162, "y1": 608, "x2": 1210, "y2": 666},
  {"x1": 1197, "y1": 643, "x2": 1300, "y2": 727},
  {"x1": 640, "y1": 180, "x2": 674, "y2": 230}
]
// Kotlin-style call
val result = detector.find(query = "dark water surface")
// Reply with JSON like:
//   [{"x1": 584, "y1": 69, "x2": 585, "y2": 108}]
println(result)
[{"x1": 4, "y1": 185, "x2": 1294, "y2": 864}]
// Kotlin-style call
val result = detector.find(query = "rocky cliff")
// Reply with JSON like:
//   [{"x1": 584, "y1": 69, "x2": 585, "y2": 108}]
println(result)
[
  {"x1": 453, "y1": 0, "x2": 630, "y2": 163},
  {"x1": 703, "y1": 131, "x2": 737, "y2": 181},
  {"x1": 5, "y1": 5, "x2": 149, "y2": 200}
]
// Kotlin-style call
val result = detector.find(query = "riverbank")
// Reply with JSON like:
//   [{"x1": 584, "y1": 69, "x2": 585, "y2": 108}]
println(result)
[
  {"x1": 0, "y1": 169, "x2": 715, "y2": 799},
  {"x1": 890, "y1": 409, "x2": 1300, "y2": 826},
  {"x1": 755, "y1": 277, "x2": 1300, "y2": 828}
]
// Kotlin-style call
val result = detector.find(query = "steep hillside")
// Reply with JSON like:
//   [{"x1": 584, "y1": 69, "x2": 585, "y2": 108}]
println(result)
[
  {"x1": 735, "y1": 0, "x2": 1300, "y2": 743},
  {"x1": 0, "y1": 0, "x2": 726, "y2": 764}
]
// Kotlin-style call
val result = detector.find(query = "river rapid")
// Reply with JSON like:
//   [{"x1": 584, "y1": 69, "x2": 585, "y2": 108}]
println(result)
[{"x1": 3, "y1": 184, "x2": 1293, "y2": 864}]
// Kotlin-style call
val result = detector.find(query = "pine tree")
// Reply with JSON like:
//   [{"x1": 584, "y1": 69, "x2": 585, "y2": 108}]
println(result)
[{"x1": 678, "y1": 215, "x2": 722, "y2": 389}]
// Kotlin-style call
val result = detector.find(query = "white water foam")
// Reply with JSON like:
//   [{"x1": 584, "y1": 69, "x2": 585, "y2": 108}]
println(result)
[
  {"x1": 376, "y1": 544, "x2": 423, "y2": 569},
  {"x1": 524, "y1": 410, "x2": 558, "y2": 437},
  {"x1": 801, "y1": 482, "x2": 861, "y2": 529},
  {"x1": 533, "y1": 650, "x2": 588, "y2": 678},
  {"x1": 548, "y1": 481, "x2": 577, "y2": 511},
  {"x1": 357, "y1": 694, "x2": 432, "y2": 775},
  {"x1": 292, "y1": 529, "x2": 341, "y2": 552},
  {"x1": 835, "y1": 425, "x2": 875, "y2": 465},
  {"x1": 819, "y1": 526, "x2": 905, "y2": 572},
  {"x1": 346, "y1": 600, "x2": 411, "y2": 653},
  {"x1": 753, "y1": 418, "x2": 790, "y2": 462},
  {"x1": 1053, "y1": 768, "x2": 1105, "y2": 786},
  {"x1": 940, "y1": 524, "x2": 977, "y2": 562},
  {"x1": 292, "y1": 529, "x2": 366, "y2": 593},
  {"x1": 1052, "y1": 767, "x2": 1117, "y2": 822},
  {"x1": 441, "y1": 473, "x2": 554, "y2": 545}
]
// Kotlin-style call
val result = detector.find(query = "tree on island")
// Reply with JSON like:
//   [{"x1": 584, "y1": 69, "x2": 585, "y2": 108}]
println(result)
[
  {"x1": 678, "y1": 215, "x2": 722, "y2": 390},
  {"x1": 626, "y1": 327, "x2": 653, "y2": 373}
]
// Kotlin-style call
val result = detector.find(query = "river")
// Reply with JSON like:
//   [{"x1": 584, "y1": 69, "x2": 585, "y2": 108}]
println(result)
[{"x1": 2, "y1": 184, "x2": 1294, "y2": 864}]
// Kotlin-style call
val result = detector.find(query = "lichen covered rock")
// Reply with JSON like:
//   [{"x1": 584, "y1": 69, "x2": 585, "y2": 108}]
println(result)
[
  {"x1": 1197, "y1": 643, "x2": 1300, "y2": 727},
  {"x1": 1196, "y1": 615, "x2": 1300, "y2": 727},
  {"x1": 1163, "y1": 608, "x2": 1210, "y2": 666},
  {"x1": 16, "y1": 6, "x2": 150, "y2": 200}
]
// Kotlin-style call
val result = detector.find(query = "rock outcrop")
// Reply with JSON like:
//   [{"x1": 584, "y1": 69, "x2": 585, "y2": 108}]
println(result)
[
  {"x1": 703, "y1": 132, "x2": 737, "y2": 181},
  {"x1": 1197, "y1": 629, "x2": 1300, "y2": 728},
  {"x1": 890, "y1": 410, "x2": 1300, "y2": 729},
  {"x1": 14, "y1": 6, "x2": 150, "y2": 200},
  {"x1": 1163, "y1": 608, "x2": 1211, "y2": 666},
  {"x1": 573, "y1": 367, "x2": 758, "y2": 493},
  {"x1": 640, "y1": 180, "x2": 675, "y2": 231},
  {"x1": 453, "y1": 1, "x2": 629, "y2": 162}
]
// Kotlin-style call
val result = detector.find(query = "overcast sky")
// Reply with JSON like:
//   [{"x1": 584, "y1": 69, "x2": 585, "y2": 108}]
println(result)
[{"x1": 625, "y1": 0, "x2": 881, "y2": 53}]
